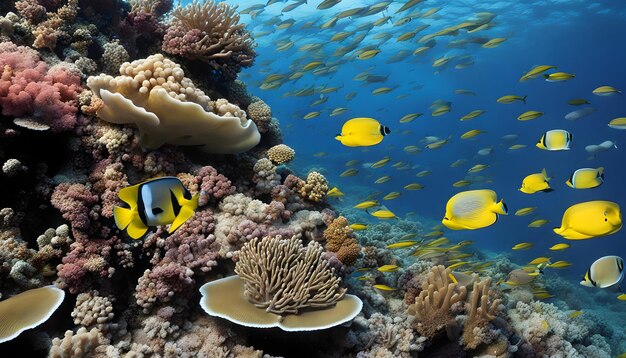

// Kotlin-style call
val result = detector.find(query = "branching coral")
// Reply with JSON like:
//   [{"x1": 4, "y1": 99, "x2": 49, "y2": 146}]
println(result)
[
  {"x1": 461, "y1": 278, "x2": 502, "y2": 349},
  {"x1": 407, "y1": 265, "x2": 467, "y2": 338},
  {"x1": 299, "y1": 171, "x2": 329, "y2": 202},
  {"x1": 235, "y1": 236, "x2": 346, "y2": 315},
  {"x1": 162, "y1": 0, "x2": 256, "y2": 79}
]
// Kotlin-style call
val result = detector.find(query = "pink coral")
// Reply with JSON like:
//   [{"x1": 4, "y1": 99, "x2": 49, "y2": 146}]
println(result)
[
  {"x1": 0, "y1": 42, "x2": 81, "y2": 131},
  {"x1": 50, "y1": 183, "x2": 99, "y2": 232},
  {"x1": 56, "y1": 236, "x2": 115, "y2": 294},
  {"x1": 194, "y1": 166, "x2": 235, "y2": 206}
]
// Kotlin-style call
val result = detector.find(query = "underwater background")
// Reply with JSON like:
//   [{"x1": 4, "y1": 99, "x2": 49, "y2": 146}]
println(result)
[{"x1": 0, "y1": 0, "x2": 625, "y2": 357}]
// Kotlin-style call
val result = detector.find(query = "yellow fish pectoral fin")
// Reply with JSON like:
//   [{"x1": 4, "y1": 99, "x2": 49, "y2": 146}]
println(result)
[
  {"x1": 117, "y1": 185, "x2": 139, "y2": 207},
  {"x1": 113, "y1": 206, "x2": 136, "y2": 230},
  {"x1": 169, "y1": 206, "x2": 196, "y2": 233},
  {"x1": 553, "y1": 227, "x2": 593, "y2": 240},
  {"x1": 442, "y1": 218, "x2": 470, "y2": 230}
]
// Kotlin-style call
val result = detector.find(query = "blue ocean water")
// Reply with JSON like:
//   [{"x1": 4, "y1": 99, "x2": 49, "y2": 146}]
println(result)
[{"x1": 226, "y1": 0, "x2": 626, "y2": 282}]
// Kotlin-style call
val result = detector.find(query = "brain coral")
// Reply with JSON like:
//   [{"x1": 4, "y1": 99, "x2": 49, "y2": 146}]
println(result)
[
  {"x1": 267, "y1": 144, "x2": 295, "y2": 164},
  {"x1": 87, "y1": 54, "x2": 260, "y2": 154}
]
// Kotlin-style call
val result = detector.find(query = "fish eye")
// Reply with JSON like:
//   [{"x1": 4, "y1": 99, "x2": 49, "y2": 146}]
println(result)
[{"x1": 604, "y1": 218, "x2": 608, "y2": 222}]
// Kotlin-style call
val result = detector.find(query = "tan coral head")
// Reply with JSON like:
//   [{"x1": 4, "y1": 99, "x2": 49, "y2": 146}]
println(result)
[
  {"x1": 199, "y1": 276, "x2": 363, "y2": 331},
  {"x1": 0, "y1": 285, "x2": 65, "y2": 343}
]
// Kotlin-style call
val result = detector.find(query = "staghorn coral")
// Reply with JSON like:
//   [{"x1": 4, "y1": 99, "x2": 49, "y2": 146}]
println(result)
[
  {"x1": 0, "y1": 42, "x2": 82, "y2": 132},
  {"x1": 162, "y1": 0, "x2": 256, "y2": 79},
  {"x1": 323, "y1": 216, "x2": 361, "y2": 266},
  {"x1": 267, "y1": 144, "x2": 295, "y2": 165},
  {"x1": 49, "y1": 327, "x2": 109, "y2": 358},
  {"x1": 407, "y1": 265, "x2": 467, "y2": 338},
  {"x1": 235, "y1": 235, "x2": 345, "y2": 315},
  {"x1": 461, "y1": 278, "x2": 502, "y2": 349}
]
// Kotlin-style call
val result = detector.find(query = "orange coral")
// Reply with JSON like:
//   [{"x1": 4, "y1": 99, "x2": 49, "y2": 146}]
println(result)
[{"x1": 323, "y1": 216, "x2": 360, "y2": 266}]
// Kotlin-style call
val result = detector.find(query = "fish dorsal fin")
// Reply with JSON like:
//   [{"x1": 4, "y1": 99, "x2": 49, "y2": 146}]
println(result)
[{"x1": 117, "y1": 184, "x2": 140, "y2": 208}]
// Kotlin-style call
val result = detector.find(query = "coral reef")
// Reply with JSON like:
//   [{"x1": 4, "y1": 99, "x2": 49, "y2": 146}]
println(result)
[{"x1": 162, "y1": 0, "x2": 256, "y2": 79}]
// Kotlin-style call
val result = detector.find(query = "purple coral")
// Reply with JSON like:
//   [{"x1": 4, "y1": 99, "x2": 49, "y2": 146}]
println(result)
[
  {"x1": 0, "y1": 42, "x2": 82, "y2": 131},
  {"x1": 194, "y1": 166, "x2": 235, "y2": 206},
  {"x1": 50, "y1": 183, "x2": 99, "y2": 233}
]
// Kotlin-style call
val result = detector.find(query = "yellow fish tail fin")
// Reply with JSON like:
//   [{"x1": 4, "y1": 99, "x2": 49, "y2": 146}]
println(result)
[
  {"x1": 492, "y1": 199, "x2": 508, "y2": 215},
  {"x1": 113, "y1": 206, "x2": 137, "y2": 230},
  {"x1": 541, "y1": 168, "x2": 551, "y2": 181},
  {"x1": 126, "y1": 220, "x2": 149, "y2": 240},
  {"x1": 169, "y1": 206, "x2": 196, "y2": 233},
  {"x1": 598, "y1": 167, "x2": 604, "y2": 180},
  {"x1": 117, "y1": 185, "x2": 140, "y2": 207}
]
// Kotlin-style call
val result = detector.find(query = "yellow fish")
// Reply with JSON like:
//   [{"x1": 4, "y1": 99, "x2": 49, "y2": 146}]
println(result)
[
  {"x1": 512, "y1": 242, "x2": 534, "y2": 250},
  {"x1": 357, "y1": 49, "x2": 381, "y2": 60},
  {"x1": 529, "y1": 257, "x2": 551, "y2": 265},
  {"x1": 377, "y1": 265, "x2": 399, "y2": 272},
  {"x1": 549, "y1": 243, "x2": 570, "y2": 251},
  {"x1": 517, "y1": 110, "x2": 544, "y2": 121},
  {"x1": 618, "y1": 294, "x2": 626, "y2": 301},
  {"x1": 497, "y1": 95, "x2": 527, "y2": 104},
  {"x1": 113, "y1": 177, "x2": 198, "y2": 239},
  {"x1": 386, "y1": 241, "x2": 419, "y2": 249},
  {"x1": 520, "y1": 169, "x2": 552, "y2": 194},
  {"x1": 568, "y1": 311, "x2": 583, "y2": 318},
  {"x1": 371, "y1": 157, "x2": 392, "y2": 168},
  {"x1": 373, "y1": 284, "x2": 396, "y2": 291},
  {"x1": 416, "y1": 170, "x2": 432, "y2": 177},
  {"x1": 340, "y1": 168, "x2": 359, "y2": 177},
  {"x1": 304, "y1": 111, "x2": 321, "y2": 120},
  {"x1": 383, "y1": 192, "x2": 401, "y2": 200},
  {"x1": 566, "y1": 167, "x2": 604, "y2": 189},
  {"x1": 515, "y1": 207, "x2": 537, "y2": 216},
  {"x1": 447, "y1": 262, "x2": 468, "y2": 270},
  {"x1": 404, "y1": 183, "x2": 424, "y2": 190},
  {"x1": 554, "y1": 201, "x2": 622, "y2": 240},
  {"x1": 536, "y1": 129, "x2": 572, "y2": 151},
  {"x1": 345, "y1": 159, "x2": 361, "y2": 167},
  {"x1": 374, "y1": 176, "x2": 392, "y2": 184},
  {"x1": 568, "y1": 98, "x2": 590, "y2": 106},
  {"x1": 460, "y1": 110, "x2": 485, "y2": 121},
  {"x1": 354, "y1": 200, "x2": 378, "y2": 209},
  {"x1": 442, "y1": 189, "x2": 508, "y2": 230},
  {"x1": 608, "y1": 117, "x2": 626, "y2": 129},
  {"x1": 336, "y1": 118, "x2": 391, "y2": 147},
  {"x1": 528, "y1": 219, "x2": 549, "y2": 228},
  {"x1": 482, "y1": 37, "x2": 507, "y2": 48},
  {"x1": 467, "y1": 164, "x2": 489, "y2": 173},
  {"x1": 399, "y1": 113, "x2": 422, "y2": 123},
  {"x1": 327, "y1": 187, "x2": 344, "y2": 197},
  {"x1": 330, "y1": 107, "x2": 348, "y2": 117},
  {"x1": 404, "y1": 146, "x2": 421, "y2": 154},
  {"x1": 432, "y1": 105, "x2": 451, "y2": 116},
  {"x1": 548, "y1": 261, "x2": 572, "y2": 269},
  {"x1": 534, "y1": 293, "x2": 554, "y2": 299},
  {"x1": 544, "y1": 72, "x2": 575, "y2": 82},
  {"x1": 302, "y1": 61, "x2": 324, "y2": 71},
  {"x1": 519, "y1": 65, "x2": 556, "y2": 82},
  {"x1": 349, "y1": 223, "x2": 368, "y2": 231},
  {"x1": 370, "y1": 210, "x2": 397, "y2": 219},
  {"x1": 592, "y1": 85, "x2": 621, "y2": 96},
  {"x1": 372, "y1": 87, "x2": 394, "y2": 95},
  {"x1": 453, "y1": 180, "x2": 472, "y2": 187},
  {"x1": 581, "y1": 255, "x2": 624, "y2": 288},
  {"x1": 460, "y1": 129, "x2": 485, "y2": 139}
]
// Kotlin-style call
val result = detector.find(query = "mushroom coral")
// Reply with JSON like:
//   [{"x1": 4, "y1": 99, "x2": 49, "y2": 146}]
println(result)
[
  {"x1": 87, "y1": 54, "x2": 260, "y2": 154},
  {"x1": 199, "y1": 236, "x2": 362, "y2": 331},
  {"x1": 0, "y1": 285, "x2": 65, "y2": 343}
]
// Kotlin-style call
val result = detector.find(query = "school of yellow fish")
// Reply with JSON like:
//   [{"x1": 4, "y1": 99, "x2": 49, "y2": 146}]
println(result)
[{"x1": 237, "y1": 0, "x2": 625, "y2": 304}]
